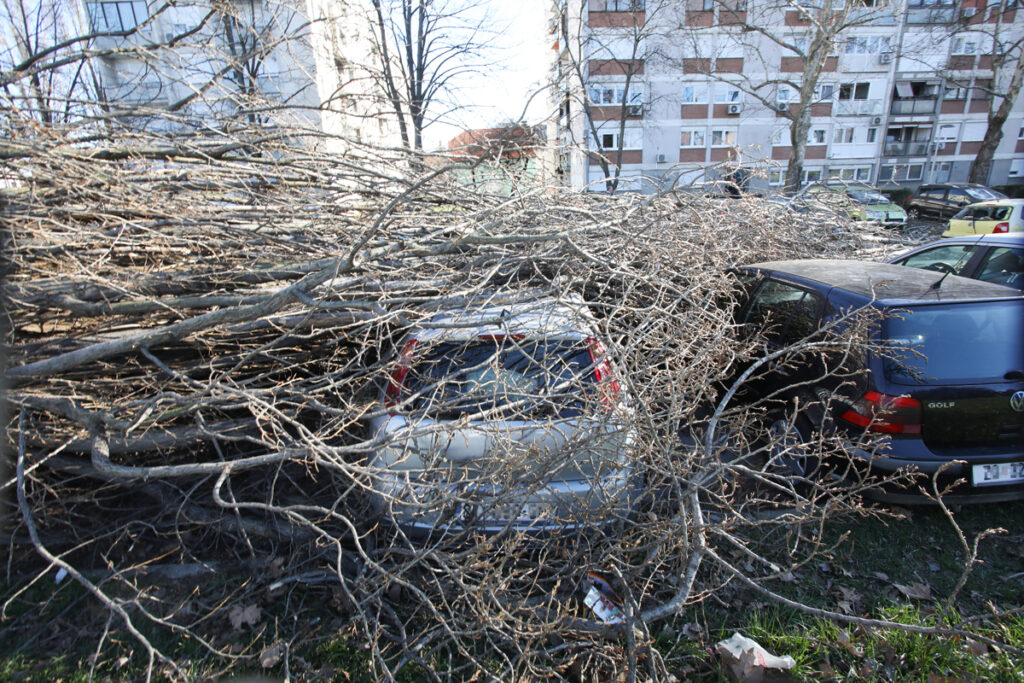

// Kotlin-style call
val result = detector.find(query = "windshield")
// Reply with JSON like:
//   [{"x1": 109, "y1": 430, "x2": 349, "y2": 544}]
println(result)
[
  {"x1": 848, "y1": 191, "x2": 888, "y2": 204},
  {"x1": 882, "y1": 300, "x2": 1024, "y2": 385},
  {"x1": 403, "y1": 339, "x2": 598, "y2": 417}
]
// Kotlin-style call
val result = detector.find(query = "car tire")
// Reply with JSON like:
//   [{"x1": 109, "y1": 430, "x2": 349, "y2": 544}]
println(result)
[
  {"x1": 762, "y1": 413, "x2": 819, "y2": 482},
  {"x1": 907, "y1": 207, "x2": 920, "y2": 220}
]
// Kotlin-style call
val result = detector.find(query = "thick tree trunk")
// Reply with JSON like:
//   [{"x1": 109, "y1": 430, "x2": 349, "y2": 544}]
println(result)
[{"x1": 969, "y1": 56, "x2": 1024, "y2": 185}]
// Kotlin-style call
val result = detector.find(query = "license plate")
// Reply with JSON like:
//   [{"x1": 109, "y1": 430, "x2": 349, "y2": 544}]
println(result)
[{"x1": 972, "y1": 462, "x2": 1024, "y2": 486}]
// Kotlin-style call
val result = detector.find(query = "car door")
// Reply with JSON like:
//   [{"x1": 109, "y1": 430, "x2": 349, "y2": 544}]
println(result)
[
  {"x1": 946, "y1": 205, "x2": 992, "y2": 236},
  {"x1": 944, "y1": 189, "x2": 972, "y2": 218}
]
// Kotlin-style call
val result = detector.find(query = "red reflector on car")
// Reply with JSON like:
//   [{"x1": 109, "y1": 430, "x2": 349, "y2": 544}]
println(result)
[
  {"x1": 840, "y1": 390, "x2": 922, "y2": 435},
  {"x1": 385, "y1": 338, "x2": 419, "y2": 408},
  {"x1": 586, "y1": 337, "x2": 620, "y2": 406}
]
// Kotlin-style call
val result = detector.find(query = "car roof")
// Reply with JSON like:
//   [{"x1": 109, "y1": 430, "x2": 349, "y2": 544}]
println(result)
[
  {"x1": 743, "y1": 259, "x2": 1023, "y2": 304},
  {"x1": 960, "y1": 198, "x2": 1024, "y2": 207},
  {"x1": 411, "y1": 295, "x2": 595, "y2": 342}
]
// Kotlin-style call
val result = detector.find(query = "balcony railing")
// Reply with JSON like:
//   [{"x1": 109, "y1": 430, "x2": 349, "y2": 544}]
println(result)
[
  {"x1": 833, "y1": 99, "x2": 882, "y2": 116},
  {"x1": 890, "y1": 99, "x2": 937, "y2": 115},
  {"x1": 883, "y1": 141, "x2": 930, "y2": 156}
]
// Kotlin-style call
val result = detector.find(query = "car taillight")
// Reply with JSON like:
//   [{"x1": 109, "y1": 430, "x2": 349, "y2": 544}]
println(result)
[
  {"x1": 993, "y1": 222, "x2": 1009, "y2": 233},
  {"x1": 839, "y1": 391, "x2": 921, "y2": 435},
  {"x1": 385, "y1": 338, "x2": 419, "y2": 408},
  {"x1": 586, "y1": 337, "x2": 620, "y2": 406}
]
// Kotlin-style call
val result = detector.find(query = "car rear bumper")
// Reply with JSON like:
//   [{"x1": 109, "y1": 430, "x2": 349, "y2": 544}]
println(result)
[{"x1": 845, "y1": 444, "x2": 1024, "y2": 504}]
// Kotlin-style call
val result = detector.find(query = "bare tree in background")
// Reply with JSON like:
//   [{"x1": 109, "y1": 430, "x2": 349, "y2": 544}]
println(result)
[{"x1": 368, "y1": 0, "x2": 494, "y2": 150}]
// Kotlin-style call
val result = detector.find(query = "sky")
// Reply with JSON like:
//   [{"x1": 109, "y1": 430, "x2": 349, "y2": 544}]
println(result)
[{"x1": 423, "y1": 0, "x2": 553, "y2": 151}]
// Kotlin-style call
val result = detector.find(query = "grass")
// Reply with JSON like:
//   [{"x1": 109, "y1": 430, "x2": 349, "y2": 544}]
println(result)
[{"x1": 2, "y1": 501, "x2": 1021, "y2": 681}]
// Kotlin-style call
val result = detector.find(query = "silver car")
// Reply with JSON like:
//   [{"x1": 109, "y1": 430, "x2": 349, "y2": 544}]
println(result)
[{"x1": 368, "y1": 297, "x2": 639, "y2": 539}]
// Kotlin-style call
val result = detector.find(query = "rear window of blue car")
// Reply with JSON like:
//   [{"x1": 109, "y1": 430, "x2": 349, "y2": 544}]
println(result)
[{"x1": 882, "y1": 300, "x2": 1024, "y2": 385}]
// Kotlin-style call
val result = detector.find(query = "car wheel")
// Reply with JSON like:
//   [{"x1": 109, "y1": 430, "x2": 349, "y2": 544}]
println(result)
[
  {"x1": 763, "y1": 413, "x2": 819, "y2": 481},
  {"x1": 907, "y1": 207, "x2": 920, "y2": 220}
]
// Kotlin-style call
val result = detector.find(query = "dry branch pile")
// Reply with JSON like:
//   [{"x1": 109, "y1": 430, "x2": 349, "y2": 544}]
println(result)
[{"x1": 1, "y1": 134, "x2": 986, "y2": 680}]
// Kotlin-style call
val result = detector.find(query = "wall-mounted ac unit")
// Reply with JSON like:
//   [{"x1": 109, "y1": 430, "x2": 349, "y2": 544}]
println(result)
[
  {"x1": 727, "y1": 103, "x2": 743, "y2": 114},
  {"x1": 656, "y1": 153, "x2": 667, "y2": 163},
  {"x1": 878, "y1": 51, "x2": 893, "y2": 64},
  {"x1": 872, "y1": 116, "x2": 882, "y2": 125},
  {"x1": 628, "y1": 105, "x2": 643, "y2": 116},
  {"x1": 776, "y1": 102, "x2": 790, "y2": 112}
]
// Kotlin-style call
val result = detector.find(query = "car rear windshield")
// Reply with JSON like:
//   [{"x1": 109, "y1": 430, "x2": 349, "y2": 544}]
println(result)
[
  {"x1": 882, "y1": 300, "x2": 1024, "y2": 385},
  {"x1": 403, "y1": 339, "x2": 597, "y2": 417},
  {"x1": 966, "y1": 188, "x2": 1004, "y2": 201}
]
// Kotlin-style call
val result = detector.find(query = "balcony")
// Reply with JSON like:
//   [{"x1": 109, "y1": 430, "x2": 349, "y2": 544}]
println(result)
[
  {"x1": 890, "y1": 99, "x2": 937, "y2": 115},
  {"x1": 833, "y1": 99, "x2": 882, "y2": 116},
  {"x1": 883, "y1": 141, "x2": 930, "y2": 156}
]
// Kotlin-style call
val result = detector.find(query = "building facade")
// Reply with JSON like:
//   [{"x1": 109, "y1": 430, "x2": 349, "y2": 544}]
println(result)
[
  {"x1": 551, "y1": 0, "x2": 1024, "y2": 193},
  {"x1": 80, "y1": 0, "x2": 398, "y2": 151}
]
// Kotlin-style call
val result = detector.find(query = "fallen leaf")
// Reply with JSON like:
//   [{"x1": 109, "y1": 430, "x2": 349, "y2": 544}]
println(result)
[
  {"x1": 965, "y1": 639, "x2": 988, "y2": 656},
  {"x1": 228, "y1": 603, "x2": 261, "y2": 631},
  {"x1": 779, "y1": 570, "x2": 797, "y2": 582},
  {"x1": 873, "y1": 571, "x2": 890, "y2": 582},
  {"x1": 895, "y1": 582, "x2": 932, "y2": 601},
  {"x1": 260, "y1": 642, "x2": 284, "y2": 669}
]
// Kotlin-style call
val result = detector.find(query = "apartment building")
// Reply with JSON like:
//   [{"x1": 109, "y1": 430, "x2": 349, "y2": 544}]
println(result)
[
  {"x1": 80, "y1": 0, "x2": 397, "y2": 150},
  {"x1": 551, "y1": 0, "x2": 1024, "y2": 193}
]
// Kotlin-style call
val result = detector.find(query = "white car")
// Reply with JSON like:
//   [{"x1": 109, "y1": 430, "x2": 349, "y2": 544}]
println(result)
[{"x1": 368, "y1": 296, "x2": 639, "y2": 539}]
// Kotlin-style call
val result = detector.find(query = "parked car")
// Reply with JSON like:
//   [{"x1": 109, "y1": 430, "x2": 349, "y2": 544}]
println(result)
[
  {"x1": 731, "y1": 259, "x2": 1023, "y2": 503},
  {"x1": 803, "y1": 182, "x2": 907, "y2": 226},
  {"x1": 904, "y1": 183, "x2": 1007, "y2": 220},
  {"x1": 888, "y1": 234, "x2": 1024, "y2": 290},
  {"x1": 943, "y1": 198, "x2": 1024, "y2": 237},
  {"x1": 368, "y1": 296, "x2": 639, "y2": 539}
]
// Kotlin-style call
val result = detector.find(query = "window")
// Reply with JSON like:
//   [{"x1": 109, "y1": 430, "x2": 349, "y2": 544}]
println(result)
[
  {"x1": 936, "y1": 123, "x2": 958, "y2": 141},
  {"x1": 777, "y1": 85, "x2": 794, "y2": 104},
  {"x1": 833, "y1": 127, "x2": 855, "y2": 143},
  {"x1": 680, "y1": 129, "x2": 706, "y2": 147},
  {"x1": 951, "y1": 36, "x2": 978, "y2": 55},
  {"x1": 896, "y1": 245, "x2": 977, "y2": 275},
  {"x1": 817, "y1": 83, "x2": 835, "y2": 101},
  {"x1": 769, "y1": 169, "x2": 786, "y2": 185},
  {"x1": 972, "y1": 78, "x2": 991, "y2": 100},
  {"x1": 602, "y1": 0, "x2": 645, "y2": 10},
  {"x1": 866, "y1": 128, "x2": 877, "y2": 143},
  {"x1": 597, "y1": 128, "x2": 643, "y2": 150},
  {"x1": 839, "y1": 82, "x2": 870, "y2": 100},
  {"x1": 844, "y1": 36, "x2": 891, "y2": 54},
  {"x1": 771, "y1": 128, "x2": 787, "y2": 145},
  {"x1": 589, "y1": 86, "x2": 644, "y2": 105},
  {"x1": 944, "y1": 85, "x2": 968, "y2": 100},
  {"x1": 880, "y1": 164, "x2": 924, "y2": 181},
  {"x1": 808, "y1": 129, "x2": 826, "y2": 144},
  {"x1": 88, "y1": 1, "x2": 148, "y2": 32},
  {"x1": 702, "y1": 0, "x2": 714, "y2": 9},
  {"x1": 711, "y1": 129, "x2": 736, "y2": 146},
  {"x1": 681, "y1": 83, "x2": 708, "y2": 103},
  {"x1": 803, "y1": 168, "x2": 822, "y2": 184},
  {"x1": 1008, "y1": 159, "x2": 1024, "y2": 177},
  {"x1": 744, "y1": 280, "x2": 823, "y2": 345},
  {"x1": 715, "y1": 86, "x2": 741, "y2": 103}
]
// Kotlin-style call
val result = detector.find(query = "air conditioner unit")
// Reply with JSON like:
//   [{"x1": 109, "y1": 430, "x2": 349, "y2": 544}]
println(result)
[
  {"x1": 872, "y1": 116, "x2": 882, "y2": 125},
  {"x1": 727, "y1": 103, "x2": 743, "y2": 114},
  {"x1": 878, "y1": 51, "x2": 893, "y2": 64},
  {"x1": 628, "y1": 105, "x2": 643, "y2": 116},
  {"x1": 776, "y1": 102, "x2": 790, "y2": 112},
  {"x1": 656, "y1": 153, "x2": 667, "y2": 163}
]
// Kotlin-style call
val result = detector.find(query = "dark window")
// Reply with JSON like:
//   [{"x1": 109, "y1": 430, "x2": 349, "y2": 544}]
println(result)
[
  {"x1": 403, "y1": 339, "x2": 596, "y2": 417},
  {"x1": 923, "y1": 187, "x2": 946, "y2": 198},
  {"x1": 975, "y1": 247, "x2": 1024, "y2": 289},
  {"x1": 854, "y1": 82, "x2": 870, "y2": 99},
  {"x1": 744, "y1": 280, "x2": 823, "y2": 344}
]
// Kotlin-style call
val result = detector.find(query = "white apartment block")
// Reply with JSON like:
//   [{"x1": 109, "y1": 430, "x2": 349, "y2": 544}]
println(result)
[
  {"x1": 551, "y1": 0, "x2": 1024, "y2": 193},
  {"x1": 81, "y1": 0, "x2": 397, "y2": 151}
]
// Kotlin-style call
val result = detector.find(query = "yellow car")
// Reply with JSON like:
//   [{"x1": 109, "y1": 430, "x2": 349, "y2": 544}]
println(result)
[{"x1": 944, "y1": 198, "x2": 1024, "y2": 237}]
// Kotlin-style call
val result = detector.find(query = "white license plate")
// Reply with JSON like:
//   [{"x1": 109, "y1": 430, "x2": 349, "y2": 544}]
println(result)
[{"x1": 972, "y1": 462, "x2": 1024, "y2": 486}]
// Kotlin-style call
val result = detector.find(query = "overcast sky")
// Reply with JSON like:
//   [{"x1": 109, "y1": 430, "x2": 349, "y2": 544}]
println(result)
[{"x1": 423, "y1": 0, "x2": 552, "y2": 151}]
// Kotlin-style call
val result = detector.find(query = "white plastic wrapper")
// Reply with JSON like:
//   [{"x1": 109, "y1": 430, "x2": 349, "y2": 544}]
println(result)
[{"x1": 716, "y1": 632, "x2": 796, "y2": 683}]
